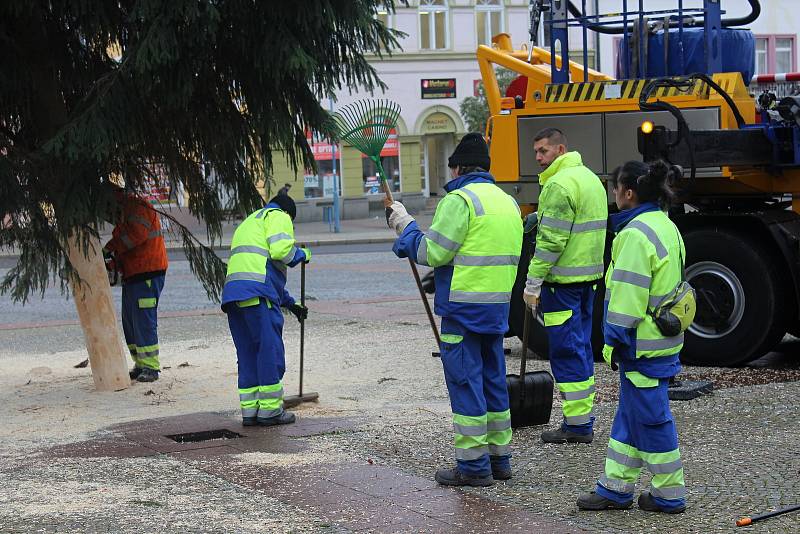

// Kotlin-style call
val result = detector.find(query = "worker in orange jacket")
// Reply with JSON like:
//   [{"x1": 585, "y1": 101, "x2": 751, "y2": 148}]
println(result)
[{"x1": 104, "y1": 189, "x2": 168, "y2": 382}]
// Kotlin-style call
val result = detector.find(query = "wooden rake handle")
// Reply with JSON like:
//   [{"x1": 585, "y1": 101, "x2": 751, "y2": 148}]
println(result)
[
  {"x1": 382, "y1": 174, "x2": 440, "y2": 350},
  {"x1": 381, "y1": 174, "x2": 394, "y2": 203}
]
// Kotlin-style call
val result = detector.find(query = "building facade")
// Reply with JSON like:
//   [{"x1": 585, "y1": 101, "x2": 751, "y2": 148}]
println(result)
[
  {"x1": 271, "y1": 0, "x2": 529, "y2": 221},
  {"x1": 270, "y1": 0, "x2": 797, "y2": 222}
]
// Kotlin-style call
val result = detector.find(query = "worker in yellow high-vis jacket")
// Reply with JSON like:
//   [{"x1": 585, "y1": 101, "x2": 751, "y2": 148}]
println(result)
[
  {"x1": 221, "y1": 195, "x2": 310, "y2": 427},
  {"x1": 523, "y1": 128, "x2": 608, "y2": 444},
  {"x1": 578, "y1": 160, "x2": 686, "y2": 514},
  {"x1": 386, "y1": 133, "x2": 523, "y2": 487}
]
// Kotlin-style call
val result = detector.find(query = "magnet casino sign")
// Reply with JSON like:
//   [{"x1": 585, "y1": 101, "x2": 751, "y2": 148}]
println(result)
[
  {"x1": 422, "y1": 112, "x2": 456, "y2": 135},
  {"x1": 421, "y1": 78, "x2": 457, "y2": 99}
]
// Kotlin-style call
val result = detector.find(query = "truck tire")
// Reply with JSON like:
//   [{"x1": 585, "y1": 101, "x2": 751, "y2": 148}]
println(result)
[
  {"x1": 682, "y1": 229, "x2": 789, "y2": 366},
  {"x1": 508, "y1": 233, "x2": 606, "y2": 361}
]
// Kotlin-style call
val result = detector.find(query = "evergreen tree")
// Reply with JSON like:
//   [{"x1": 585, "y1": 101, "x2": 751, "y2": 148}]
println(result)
[{"x1": 0, "y1": 1, "x2": 400, "y2": 303}]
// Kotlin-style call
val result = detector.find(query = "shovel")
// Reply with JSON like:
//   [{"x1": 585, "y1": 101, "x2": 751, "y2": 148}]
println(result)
[
  {"x1": 506, "y1": 305, "x2": 554, "y2": 428},
  {"x1": 283, "y1": 257, "x2": 319, "y2": 408}
]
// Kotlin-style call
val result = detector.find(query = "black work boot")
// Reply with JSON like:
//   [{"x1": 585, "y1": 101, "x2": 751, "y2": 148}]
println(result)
[
  {"x1": 577, "y1": 491, "x2": 633, "y2": 511},
  {"x1": 257, "y1": 411, "x2": 296, "y2": 426},
  {"x1": 129, "y1": 367, "x2": 143, "y2": 380},
  {"x1": 638, "y1": 491, "x2": 686, "y2": 514},
  {"x1": 541, "y1": 427, "x2": 593, "y2": 444},
  {"x1": 489, "y1": 458, "x2": 512, "y2": 480},
  {"x1": 136, "y1": 368, "x2": 159, "y2": 382},
  {"x1": 242, "y1": 417, "x2": 257, "y2": 427},
  {"x1": 434, "y1": 467, "x2": 494, "y2": 487}
]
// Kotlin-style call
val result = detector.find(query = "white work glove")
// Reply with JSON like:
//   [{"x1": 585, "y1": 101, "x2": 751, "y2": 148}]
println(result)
[
  {"x1": 385, "y1": 201, "x2": 415, "y2": 236},
  {"x1": 523, "y1": 277, "x2": 543, "y2": 310}
]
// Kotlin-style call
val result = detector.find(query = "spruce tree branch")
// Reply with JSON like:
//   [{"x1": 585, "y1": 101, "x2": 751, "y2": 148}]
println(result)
[
  {"x1": 0, "y1": 123, "x2": 20, "y2": 145},
  {"x1": 148, "y1": 203, "x2": 226, "y2": 302}
]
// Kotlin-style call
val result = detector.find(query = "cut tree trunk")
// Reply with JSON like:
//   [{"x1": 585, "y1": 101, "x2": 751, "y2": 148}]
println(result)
[
  {"x1": 16, "y1": 8, "x2": 129, "y2": 391},
  {"x1": 66, "y1": 232, "x2": 129, "y2": 392}
]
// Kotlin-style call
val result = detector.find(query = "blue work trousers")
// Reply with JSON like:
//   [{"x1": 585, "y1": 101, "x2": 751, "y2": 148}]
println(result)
[
  {"x1": 121, "y1": 275, "x2": 165, "y2": 371},
  {"x1": 226, "y1": 300, "x2": 286, "y2": 405},
  {"x1": 440, "y1": 317, "x2": 511, "y2": 477},
  {"x1": 596, "y1": 371, "x2": 686, "y2": 511},
  {"x1": 540, "y1": 283, "x2": 596, "y2": 434}
]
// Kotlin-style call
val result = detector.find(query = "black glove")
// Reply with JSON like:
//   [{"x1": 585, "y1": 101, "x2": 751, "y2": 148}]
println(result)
[
  {"x1": 420, "y1": 270, "x2": 435, "y2": 294},
  {"x1": 287, "y1": 303, "x2": 308, "y2": 322},
  {"x1": 610, "y1": 346, "x2": 620, "y2": 371},
  {"x1": 523, "y1": 212, "x2": 538, "y2": 234}
]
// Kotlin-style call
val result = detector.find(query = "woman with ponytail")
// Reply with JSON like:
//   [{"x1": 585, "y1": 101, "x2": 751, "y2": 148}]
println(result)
[{"x1": 577, "y1": 160, "x2": 688, "y2": 514}]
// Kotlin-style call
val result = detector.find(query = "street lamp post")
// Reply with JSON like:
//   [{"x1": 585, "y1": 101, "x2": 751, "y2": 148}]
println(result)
[{"x1": 329, "y1": 97, "x2": 341, "y2": 233}]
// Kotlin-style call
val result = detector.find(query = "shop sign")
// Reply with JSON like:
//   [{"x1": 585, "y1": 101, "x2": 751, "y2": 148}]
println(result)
[
  {"x1": 304, "y1": 174, "x2": 320, "y2": 188},
  {"x1": 421, "y1": 78, "x2": 456, "y2": 99},
  {"x1": 306, "y1": 130, "x2": 338, "y2": 161},
  {"x1": 421, "y1": 112, "x2": 456, "y2": 134}
]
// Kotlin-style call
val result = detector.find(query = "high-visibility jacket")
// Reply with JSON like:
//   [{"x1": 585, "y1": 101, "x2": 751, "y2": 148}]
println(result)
[
  {"x1": 528, "y1": 151, "x2": 608, "y2": 284},
  {"x1": 105, "y1": 195, "x2": 168, "y2": 281},
  {"x1": 604, "y1": 203, "x2": 684, "y2": 379},
  {"x1": 221, "y1": 203, "x2": 309, "y2": 308},
  {"x1": 392, "y1": 172, "x2": 523, "y2": 334}
]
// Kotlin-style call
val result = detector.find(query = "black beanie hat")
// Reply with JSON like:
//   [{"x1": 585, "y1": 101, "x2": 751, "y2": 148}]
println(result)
[
  {"x1": 448, "y1": 132, "x2": 490, "y2": 171},
  {"x1": 270, "y1": 195, "x2": 297, "y2": 220}
]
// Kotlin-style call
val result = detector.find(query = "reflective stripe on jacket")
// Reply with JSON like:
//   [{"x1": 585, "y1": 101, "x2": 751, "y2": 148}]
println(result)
[
  {"x1": 221, "y1": 204, "x2": 307, "y2": 307},
  {"x1": 105, "y1": 195, "x2": 168, "y2": 279},
  {"x1": 528, "y1": 151, "x2": 608, "y2": 284},
  {"x1": 393, "y1": 172, "x2": 523, "y2": 334},
  {"x1": 604, "y1": 206, "x2": 684, "y2": 378}
]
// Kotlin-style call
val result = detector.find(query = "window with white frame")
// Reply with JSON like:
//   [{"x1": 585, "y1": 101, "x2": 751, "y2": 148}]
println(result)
[
  {"x1": 476, "y1": 0, "x2": 504, "y2": 46},
  {"x1": 755, "y1": 35, "x2": 796, "y2": 75},
  {"x1": 375, "y1": 6, "x2": 393, "y2": 29},
  {"x1": 419, "y1": 0, "x2": 449, "y2": 50}
]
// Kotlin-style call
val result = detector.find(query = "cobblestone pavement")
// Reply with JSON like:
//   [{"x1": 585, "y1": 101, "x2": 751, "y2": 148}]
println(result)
[{"x1": 314, "y1": 359, "x2": 800, "y2": 533}]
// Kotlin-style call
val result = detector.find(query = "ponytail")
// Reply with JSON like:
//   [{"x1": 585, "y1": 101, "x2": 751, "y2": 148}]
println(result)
[{"x1": 611, "y1": 160, "x2": 680, "y2": 208}]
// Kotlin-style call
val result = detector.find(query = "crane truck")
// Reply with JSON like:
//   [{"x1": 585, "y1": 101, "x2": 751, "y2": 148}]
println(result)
[{"x1": 477, "y1": 0, "x2": 800, "y2": 366}]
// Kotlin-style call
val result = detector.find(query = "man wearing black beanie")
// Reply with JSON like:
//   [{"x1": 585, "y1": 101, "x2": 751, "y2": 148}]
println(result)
[
  {"x1": 269, "y1": 194, "x2": 297, "y2": 221},
  {"x1": 385, "y1": 133, "x2": 523, "y2": 487}
]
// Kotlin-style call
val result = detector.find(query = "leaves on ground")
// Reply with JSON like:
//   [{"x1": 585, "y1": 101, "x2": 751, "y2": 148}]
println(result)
[{"x1": 130, "y1": 499, "x2": 163, "y2": 507}]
